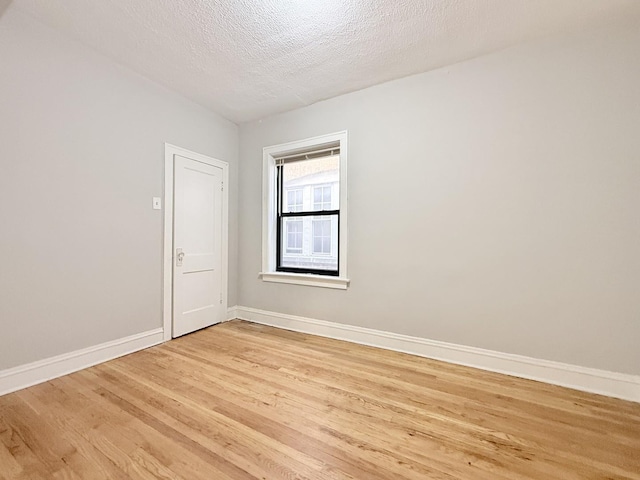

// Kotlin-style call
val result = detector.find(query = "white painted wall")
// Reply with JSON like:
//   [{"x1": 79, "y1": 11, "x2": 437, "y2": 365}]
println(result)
[
  {"x1": 0, "y1": 7, "x2": 238, "y2": 370},
  {"x1": 238, "y1": 20, "x2": 640, "y2": 376}
]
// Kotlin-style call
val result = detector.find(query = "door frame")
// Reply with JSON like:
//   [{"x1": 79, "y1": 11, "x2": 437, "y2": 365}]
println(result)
[{"x1": 163, "y1": 143, "x2": 229, "y2": 342}]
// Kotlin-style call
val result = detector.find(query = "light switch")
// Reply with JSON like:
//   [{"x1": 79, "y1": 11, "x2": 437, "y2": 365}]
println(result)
[{"x1": 152, "y1": 197, "x2": 162, "y2": 210}]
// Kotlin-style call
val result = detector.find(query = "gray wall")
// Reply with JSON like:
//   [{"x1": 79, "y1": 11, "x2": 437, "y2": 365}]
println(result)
[
  {"x1": 0, "y1": 1, "x2": 11, "y2": 17},
  {"x1": 0, "y1": 8, "x2": 238, "y2": 369},
  {"x1": 238, "y1": 22, "x2": 640, "y2": 375}
]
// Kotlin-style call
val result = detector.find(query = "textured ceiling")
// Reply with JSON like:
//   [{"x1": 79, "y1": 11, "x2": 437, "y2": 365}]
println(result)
[{"x1": 11, "y1": 0, "x2": 640, "y2": 123}]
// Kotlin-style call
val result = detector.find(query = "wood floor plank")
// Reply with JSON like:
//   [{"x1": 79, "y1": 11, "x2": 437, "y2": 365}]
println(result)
[
  {"x1": 0, "y1": 406, "x2": 55, "y2": 479},
  {"x1": 166, "y1": 326, "x2": 639, "y2": 470},
  {"x1": 93, "y1": 363, "x2": 377, "y2": 480},
  {"x1": 1, "y1": 320, "x2": 639, "y2": 480},
  {"x1": 158, "y1": 331, "x2": 633, "y2": 479},
  {"x1": 13, "y1": 387, "x2": 128, "y2": 480},
  {"x1": 224, "y1": 323, "x2": 635, "y2": 420},
  {"x1": 0, "y1": 430, "x2": 23, "y2": 478},
  {"x1": 143, "y1": 346, "x2": 519, "y2": 480}
]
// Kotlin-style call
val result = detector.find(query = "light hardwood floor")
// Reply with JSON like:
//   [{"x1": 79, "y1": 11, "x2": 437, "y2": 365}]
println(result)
[{"x1": 1, "y1": 320, "x2": 639, "y2": 479}]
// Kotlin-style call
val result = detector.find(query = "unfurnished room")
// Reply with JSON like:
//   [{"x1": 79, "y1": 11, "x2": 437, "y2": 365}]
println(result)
[{"x1": 0, "y1": 0, "x2": 639, "y2": 479}]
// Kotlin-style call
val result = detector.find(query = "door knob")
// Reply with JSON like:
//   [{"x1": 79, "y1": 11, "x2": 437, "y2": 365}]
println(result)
[{"x1": 176, "y1": 248, "x2": 185, "y2": 267}]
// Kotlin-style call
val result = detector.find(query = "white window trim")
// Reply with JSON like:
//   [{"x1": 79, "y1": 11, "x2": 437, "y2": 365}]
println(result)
[{"x1": 261, "y1": 131, "x2": 349, "y2": 290}]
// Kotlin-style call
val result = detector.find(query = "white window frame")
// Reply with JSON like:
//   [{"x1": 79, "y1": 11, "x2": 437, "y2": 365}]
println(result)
[{"x1": 261, "y1": 131, "x2": 349, "y2": 289}]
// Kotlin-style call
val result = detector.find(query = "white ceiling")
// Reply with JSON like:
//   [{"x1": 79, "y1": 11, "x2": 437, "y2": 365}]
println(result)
[{"x1": 11, "y1": 0, "x2": 640, "y2": 123}]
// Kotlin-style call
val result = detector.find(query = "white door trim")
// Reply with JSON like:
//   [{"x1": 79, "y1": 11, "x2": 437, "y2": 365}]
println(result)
[{"x1": 163, "y1": 144, "x2": 229, "y2": 342}]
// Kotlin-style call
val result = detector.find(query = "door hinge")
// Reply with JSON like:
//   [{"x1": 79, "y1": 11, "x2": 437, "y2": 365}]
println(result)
[
  {"x1": 220, "y1": 292, "x2": 223, "y2": 304},
  {"x1": 221, "y1": 181, "x2": 224, "y2": 192}
]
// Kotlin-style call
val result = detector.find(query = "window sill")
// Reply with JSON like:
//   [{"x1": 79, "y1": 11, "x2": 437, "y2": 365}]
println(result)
[{"x1": 259, "y1": 272, "x2": 350, "y2": 290}]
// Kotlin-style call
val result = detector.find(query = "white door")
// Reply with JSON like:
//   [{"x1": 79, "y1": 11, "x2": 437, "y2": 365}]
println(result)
[{"x1": 172, "y1": 154, "x2": 225, "y2": 337}]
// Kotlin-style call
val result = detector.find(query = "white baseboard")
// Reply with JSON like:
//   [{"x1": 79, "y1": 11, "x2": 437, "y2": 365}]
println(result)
[
  {"x1": 0, "y1": 328, "x2": 164, "y2": 397},
  {"x1": 230, "y1": 306, "x2": 640, "y2": 403},
  {"x1": 226, "y1": 305, "x2": 239, "y2": 322}
]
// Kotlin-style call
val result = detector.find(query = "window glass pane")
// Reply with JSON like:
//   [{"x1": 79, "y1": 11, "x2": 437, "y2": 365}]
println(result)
[
  {"x1": 312, "y1": 218, "x2": 331, "y2": 254},
  {"x1": 280, "y1": 214, "x2": 338, "y2": 271},
  {"x1": 282, "y1": 155, "x2": 339, "y2": 212},
  {"x1": 285, "y1": 219, "x2": 303, "y2": 253},
  {"x1": 286, "y1": 189, "x2": 303, "y2": 212},
  {"x1": 313, "y1": 185, "x2": 332, "y2": 211}
]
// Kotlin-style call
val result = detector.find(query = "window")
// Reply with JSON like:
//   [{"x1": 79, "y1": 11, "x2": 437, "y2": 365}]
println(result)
[
  {"x1": 287, "y1": 189, "x2": 303, "y2": 212},
  {"x1": 313, "y1": 185, "x2": 332, "y2": 211},
  {"x1": 312, "y1": 219, "x2": 331, "y2": 254},
  {"x1": 261, "y1": 131, "x2": 349, "y2": 289},
  {"x1": 277, "y1": 155, "x2": 339, "y2": 273},
  {"x1": 285, "y1": 219, "x2": 303, "y2": 253}
]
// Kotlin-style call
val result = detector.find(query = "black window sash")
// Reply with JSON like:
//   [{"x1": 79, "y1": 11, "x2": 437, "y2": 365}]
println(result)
[{"x1": 276, "y1": 165, "x2": 340, "y2": 276}]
